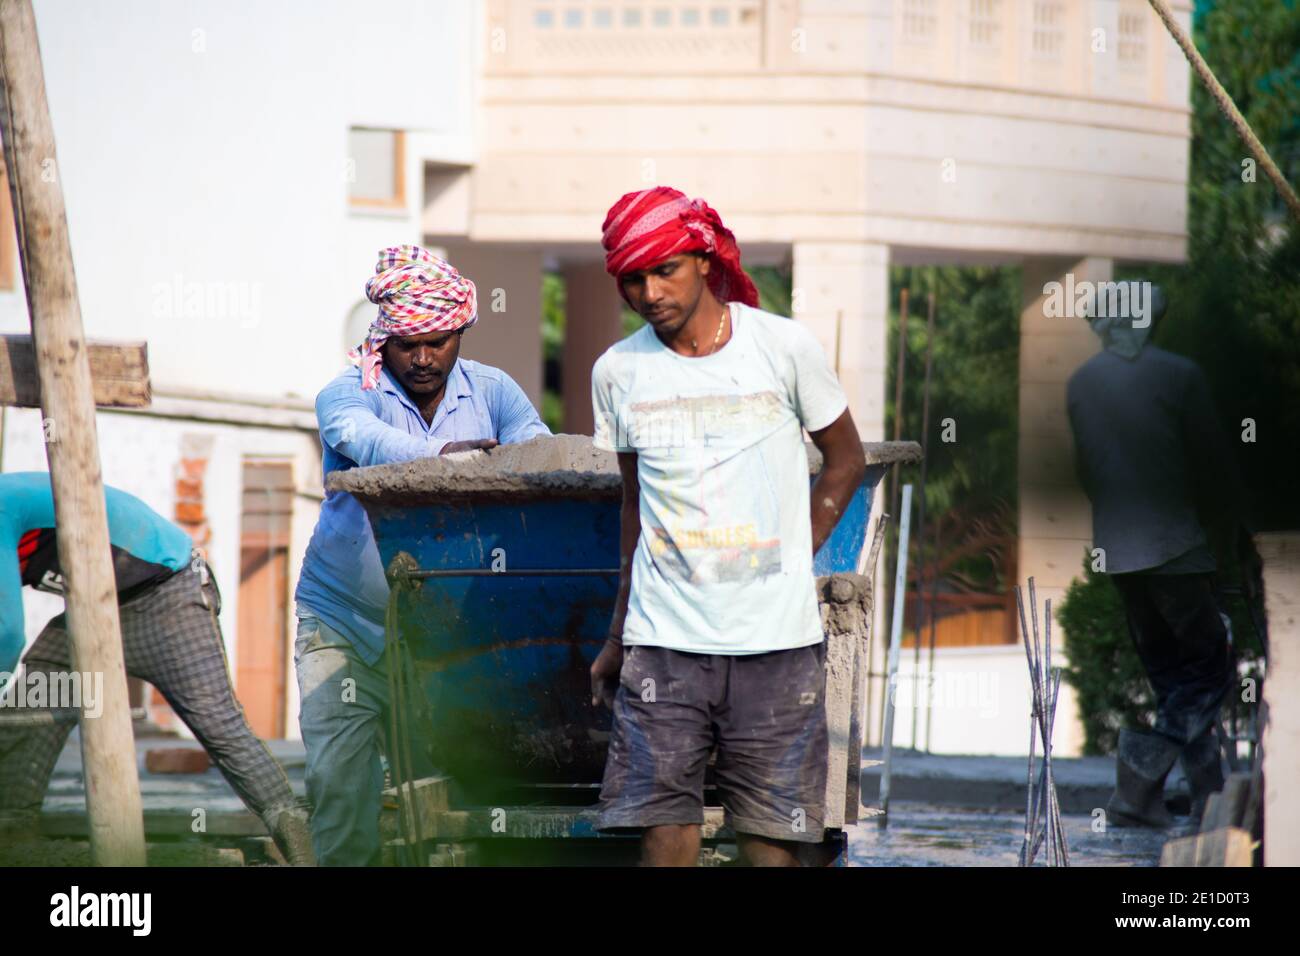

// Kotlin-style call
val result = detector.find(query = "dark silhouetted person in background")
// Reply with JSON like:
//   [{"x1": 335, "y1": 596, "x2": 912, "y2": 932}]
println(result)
[{"x1": 1067, "y1": 282, "x2": 1245, "y2": 828}]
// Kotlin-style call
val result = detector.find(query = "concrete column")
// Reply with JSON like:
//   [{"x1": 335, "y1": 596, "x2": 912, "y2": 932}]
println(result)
[
  {"x1": 792, "y1": 241, "x2": 889, "y2": 752},
  {"x1": 1259, "y1": 532, "x2": 1299, "y2": 866},
  {"x1": 1017, "y1": 257, "x2": 1105, "y2": 615},
  {"x1": 1016, "y1": 256, "x2": 1106, "y2": 758},
  {"x1": 561, "y1": 261, "x2": 625, "y2": 435},
  {"x1": 442, "y1": 242, "x2": 544, "y2": 408},
  {"x1": 791, "y1": 241, "x2": 889, "y2": 440}
]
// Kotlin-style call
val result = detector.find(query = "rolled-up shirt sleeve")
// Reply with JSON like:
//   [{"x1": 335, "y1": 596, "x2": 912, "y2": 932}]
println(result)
[
  {"x1": 492, "y1": 371, "x2": 552, "y2": 445},
  {"x1": 315, "y1": 378, "x2": 448, "y2": 466}
]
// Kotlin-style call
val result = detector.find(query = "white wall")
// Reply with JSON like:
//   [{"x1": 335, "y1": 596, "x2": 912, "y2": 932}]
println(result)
[
  {"x1": 0, "y1": 0, "x2": 480, "y2": 400},
  {"x1": 883, "y1": 644, "x2": 1086, "y2": 758}
]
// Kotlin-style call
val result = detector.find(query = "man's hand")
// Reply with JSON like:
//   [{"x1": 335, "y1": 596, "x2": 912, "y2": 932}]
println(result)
[
  {"x1": 440, "y1": 438, "x2": 499, "y2": 455},
  {"x1": 808, "y1": 409, "x2": 866, "y2": 554},
  {"x1": 590, "y1": 638, "x2": 624, "y2": 709}
]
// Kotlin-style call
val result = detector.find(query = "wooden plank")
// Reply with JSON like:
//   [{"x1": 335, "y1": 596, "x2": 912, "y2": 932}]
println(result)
[
  {"x1": 0, "y1": 334, "x2": 150, "y2": 408},
  {"x1": 0, "y1": 0, "x2": 146, "y2": 865},
  {"x1": 379, "y1": 775, "x2": 452, "y2": 842},
  {"x1": 1159, "y1": 826, "x2": 1254, "y2": 867}
]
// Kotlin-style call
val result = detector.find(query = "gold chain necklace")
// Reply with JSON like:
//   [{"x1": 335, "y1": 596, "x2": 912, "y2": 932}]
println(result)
[{"x1": 690, "y1": 304, "x2": 730, "y2": 356}]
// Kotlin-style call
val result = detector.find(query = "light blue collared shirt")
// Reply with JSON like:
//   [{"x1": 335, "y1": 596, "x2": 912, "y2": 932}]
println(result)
[{"x1": 295, "y1": 359, "x2": 550, "y2": 662}]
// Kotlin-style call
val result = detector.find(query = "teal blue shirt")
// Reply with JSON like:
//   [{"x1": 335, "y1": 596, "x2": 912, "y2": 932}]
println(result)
[{"x1": 0, "y1": 473, "x2": 193, "y2": 674}]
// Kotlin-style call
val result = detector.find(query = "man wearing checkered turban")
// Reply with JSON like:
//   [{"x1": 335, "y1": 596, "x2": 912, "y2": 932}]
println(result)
[
  {"x1": 349, "y1": 245, "x2": 479, "y2": 392},
  {"x1": 295, "y1": 245, "x2": 550, "y2": 865}
]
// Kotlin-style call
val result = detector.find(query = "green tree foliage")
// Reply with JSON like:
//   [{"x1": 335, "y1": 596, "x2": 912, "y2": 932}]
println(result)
[
  {"x1": 1140, "y1": 0, "x2": 1300, "y2": 531},
  {"x1": 887, "y1": 266, "x2": 1021, "y2": 595}
]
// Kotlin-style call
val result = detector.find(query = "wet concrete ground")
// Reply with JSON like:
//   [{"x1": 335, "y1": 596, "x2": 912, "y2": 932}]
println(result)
[
  {"x1": 34, "y1": 734, "x2": 1184, "y2": 866},
  {"x1": 847, "y1": 802, "x2": 1178, "y2": 867}
]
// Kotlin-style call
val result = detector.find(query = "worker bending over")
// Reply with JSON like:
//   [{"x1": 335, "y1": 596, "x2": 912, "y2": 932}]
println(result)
[
  {"x1": 589, "y1": 188, "x2": 866, "y2": 866},
  {"x1": 0, "y1": 473, "x2": 313, "y2": 864},
  {"x1": 295, "y1": 246, "x2": 550, "y2": 865}
]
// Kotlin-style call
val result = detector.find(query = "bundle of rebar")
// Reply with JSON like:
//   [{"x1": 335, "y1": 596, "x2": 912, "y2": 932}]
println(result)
[{"x1": 1017, "y1": 578, "x2": 1070, "y2": 867}]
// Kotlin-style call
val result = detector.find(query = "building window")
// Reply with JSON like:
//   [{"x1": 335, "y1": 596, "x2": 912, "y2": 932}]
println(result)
[
  {"x1": 968, "y1": 0, "x2": 1001, "y2": 50},
  {"x1": 1030, "y1": 1, "x2": 1065, "y2": 59},
  {"x1": 1118, "y1": 3, "x2": 1147, "y2": 70},
  {"x1": 347, "y1": 128, "x2": 405, "y2": 210},
  {"x1": 902, "y1": 0, "x2": 939, "y2": 45}
]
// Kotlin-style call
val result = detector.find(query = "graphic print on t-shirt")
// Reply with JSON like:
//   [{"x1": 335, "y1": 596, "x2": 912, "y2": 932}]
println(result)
[{"x1": 629, "y1": 389, "x2": 786, "y2": 584}]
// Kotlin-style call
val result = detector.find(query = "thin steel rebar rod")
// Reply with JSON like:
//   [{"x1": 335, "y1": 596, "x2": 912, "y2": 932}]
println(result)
[
  {"x1": 1048, "y1": 669, "x2": 1069, "y2": 866},
  {"x1": 1015, "y1": 584, "x2": 1046, "y2": 849},
  {"x1": 909, "y1": 289, "x2": 937, "y2": 749},
  {"x1": 879, "y1": 484, "x2": 914, "y2": 820},
  {"x1": 1028, "y1": 672, "x2": 1067, "y2": 865},
  {"x1": 924, "y1": 518, "x2": 942, "y2": 752},
  {"x1": 1043, "y1": 593, "x2": 1056, "y2": 867},
  {"x1": 880, "y1": 288, "x2": 909, "y2": 745},
  {"x1": 1019, "y1": 712, "x2": 1037, "y2": 866},
  {"x1": 1015, "y1": 580, "x2": 1072, "y2": 866}
]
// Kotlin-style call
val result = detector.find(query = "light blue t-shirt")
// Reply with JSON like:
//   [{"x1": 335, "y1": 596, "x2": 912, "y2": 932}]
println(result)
[
  {"x1": 295, "y1": 359, "x2": 550, "y2": 663},
  {"x1": 591, "y1": 303, "x2": 849, "y2": 655},
  {"x1": 0, "y1": 473, "x2": 192, "y2": 674}
]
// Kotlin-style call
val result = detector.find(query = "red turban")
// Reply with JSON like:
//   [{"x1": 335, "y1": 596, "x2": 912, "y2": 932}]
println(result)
[{"x1": 601, "y1": 187, "x2": 759, "y2": 308}]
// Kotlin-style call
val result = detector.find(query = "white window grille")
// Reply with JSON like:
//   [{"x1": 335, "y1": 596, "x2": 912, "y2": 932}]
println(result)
[
  {"x1": 1117, "y1": 3, "x2": 1147, "y2": 70},
  {"x1": 968, "y1": 0, "x2": 1002, "y2": 50},
  {"x1": 1030, "y1": 0, "x2": 1065, "y2": 59},
  {"x1": 902, "y1": 0, "x2": 939, "y2": 44}
]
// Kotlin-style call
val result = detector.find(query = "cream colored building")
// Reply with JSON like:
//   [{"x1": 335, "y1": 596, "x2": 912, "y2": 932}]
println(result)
[{"x1": 2, "y1": 0, "x2": 1192, "y2": 755}]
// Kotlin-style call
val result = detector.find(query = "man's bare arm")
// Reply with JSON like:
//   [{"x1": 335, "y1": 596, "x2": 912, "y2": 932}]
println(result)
[{"x1": 808, "y1": 409, "x2": 867, "y2": 555}]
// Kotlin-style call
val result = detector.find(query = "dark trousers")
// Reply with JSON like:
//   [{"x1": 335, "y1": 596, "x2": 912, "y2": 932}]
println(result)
[
  {"x1": 0, "y1": 560, "x2": 299, "y2": 825},
  {"x1": 1111, "y1": 572, "x2": 1233, "y2": 745}
]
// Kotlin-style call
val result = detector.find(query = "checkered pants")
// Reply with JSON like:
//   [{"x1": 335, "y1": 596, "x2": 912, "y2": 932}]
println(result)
[{"x1": 0, "y1": 557, "x2": 299, "y2": 824}]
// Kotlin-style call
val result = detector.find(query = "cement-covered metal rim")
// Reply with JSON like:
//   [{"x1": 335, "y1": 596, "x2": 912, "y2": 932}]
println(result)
[{"x1": 327, "y1": 435, "x2": 922, "y2": 504}]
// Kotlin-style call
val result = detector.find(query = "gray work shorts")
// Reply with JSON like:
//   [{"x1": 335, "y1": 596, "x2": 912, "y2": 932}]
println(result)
[{"x1": 596, "y1": 641, "x2": 828, "y2": 843}]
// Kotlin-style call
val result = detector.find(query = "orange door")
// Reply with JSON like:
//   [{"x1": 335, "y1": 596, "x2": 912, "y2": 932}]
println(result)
[{"x1": 236, "y1": 460, "x2": 294, "y2": 739}]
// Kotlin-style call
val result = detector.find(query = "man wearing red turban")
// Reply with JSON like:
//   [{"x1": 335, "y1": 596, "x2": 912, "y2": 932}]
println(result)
[{"x1": 589, "y1": 188, "x2": 868, "y2": 866}]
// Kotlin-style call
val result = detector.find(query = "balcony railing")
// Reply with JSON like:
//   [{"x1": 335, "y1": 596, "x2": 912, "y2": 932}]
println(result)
[{"x1": 484, "y1": 0, "x2": 1177, "y2": 106}]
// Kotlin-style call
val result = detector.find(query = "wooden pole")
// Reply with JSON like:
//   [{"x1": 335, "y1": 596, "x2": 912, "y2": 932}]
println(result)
[{"x1": 0, "y1": 0, "x2": 145, "y2": 865}]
